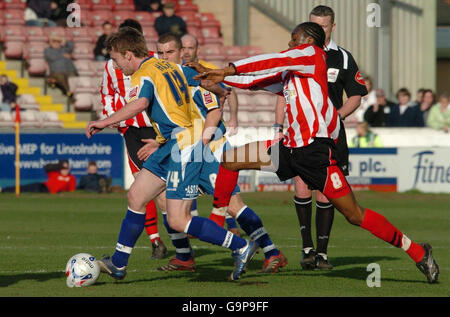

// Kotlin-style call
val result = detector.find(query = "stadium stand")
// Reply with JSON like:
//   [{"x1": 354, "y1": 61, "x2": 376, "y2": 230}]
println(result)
[{"x1": 0, "y1": 0, "x2": 274, "y2": 130}]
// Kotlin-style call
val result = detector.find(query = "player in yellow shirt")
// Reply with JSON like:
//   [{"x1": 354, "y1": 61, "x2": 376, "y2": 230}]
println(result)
[{"x1": 86, "y1": 27, "x2": 258, "y2": 281}]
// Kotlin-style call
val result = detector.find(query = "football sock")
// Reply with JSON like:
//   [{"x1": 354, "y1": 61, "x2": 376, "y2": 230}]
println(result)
[
  {"x1": 209, "y1": 206, "x2": 226, "y2": 227},
  {"x1": 190, "y1": 199, "x2": 198, "y2": 216},
  {"x1": 236, "y1": 206, "x2": 279, "y2": 259},
  {"x1": 316, "y1": 201, "x2": 334, "y2": 256},
  {"x1": 361, "y1": 208, "x2": 425, "y2": 263},
  {"x1": 294, "y1": 196, "x2": 314, "y2": 250},
  {"x1": 226, "y1": 212, "x2": 238, "y2": 230},
  {"x1": 162, "y1": 212, "x2": 192, "y2": 261},
  {"x1": 213, "y1": 165, "x2": 239, "y2": 208},
  {"x1": 144, "y1": 200, "x2": 161, "y2": 243},
  {"x1": 185, "y1": 216, "x2": 247, "y2": 250},
  {"x1": 112, "y1": 208, "x2": 146, "y2": 268}
]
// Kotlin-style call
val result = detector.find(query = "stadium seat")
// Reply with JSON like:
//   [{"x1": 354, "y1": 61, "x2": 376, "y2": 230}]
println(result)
[
  {"x1": 17, "y1": 94, "x2": 40, "y2": 111},
  {"x1": 73, "y1": 93, "x2": 94, "y2": 111},
  {"x1": 25, "y1": 26, "x2": 48, "y2": 43},
  {"x1": 142, "y1": 26, "x2": 159, "y2": 40},
  {"x1": 112, "y1": 10, "x2": 135, "y2": 26},
  {"x1": 89, "y1": 0, "x2": 113, "y2": 11},
  {"x1": 65, "y1": 27, "x2": 93, "y2": 43},
  {"x1": 255, "y1": 111, "x2": 273, "y2": 126},
  {"x1": 72, "y1": 43, "x2": 95, "y2": 60},
  {"x1": 92, "y1": 61, "x2": 107, "y2": 74},
  {"x1": 27, "y1": 58, "x2": 48, "y2": 77},
  {"x1": 200, "y1": 44, "x2": 225, "y2": 62},
  {"x1": 20, "y1": 110, "x2": 41, "y2": 128},
  {"x1": 44, "y1": 27, "x2": 67, "y2": 41},
  {"x1": 135, "y1": 11, "x2": 156, "y2": 27},
  {"x1": 179, "y1": 12, "x2": 201, "y2": 28},
  {"x1": 3, "y1": 25, "x2": 26, "y2": 42},
  {"x1": 241, "y1": 45, "x2": 264, "y2": 57},
  {"x1": 90, "y1": 10, "x2": 113, "y2": 27},
  {"x1": 4, "y1": 41, "x2": 25, "y2": 59},
  {"x1": 74, "y1": 60, "x2": 96, "y2": 76},
  {"x1": 186, "y1": 26, "x2": 204, "y2": 45},
  {"x1": 1, "y1": 9, "x2": 25, "y2": 25},
  {"x1": 3, "y1": 0, "x2": 27, "y2": 10},
  {"x1": 76, "y1": 0, "x2": 93, "y2": 11},
  {"x1": 23, "y1": 41, "x2": 47, "y2": 60},
  {"x1": 69, "y1": 76, "x2": 97, "y2": 94},
  {"x1": 199, "y1": 13, "x2": 220, "y2": 28},
  {"x1": 41, "y1": 111, "x2": 64, "y2": 128},
  {"x1": 0, "y1": 111, "x2": 14, "y2": 128},
  {"x1": 175, "y1": 1, "x2": 198, "y2": 14},
  {"x1": 113, "y1": 0, "x2": 135, "y2": 11},
  {"x1": 224, "y1": 46, "x2": 247, "y2": 61}
]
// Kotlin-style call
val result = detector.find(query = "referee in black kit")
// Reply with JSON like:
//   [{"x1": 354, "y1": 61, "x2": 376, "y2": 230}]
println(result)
[{"x1": 287, "y1": 5, "x2": 368, "y2": 270}]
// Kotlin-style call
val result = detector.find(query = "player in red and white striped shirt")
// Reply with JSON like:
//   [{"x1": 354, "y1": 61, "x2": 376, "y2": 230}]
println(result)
[
  {"x1": 100, "y1": 19, "x2": 167, "y2": 260},
  {"x1": 190, "y1": 22, "x2": 439, "y2": 283}
]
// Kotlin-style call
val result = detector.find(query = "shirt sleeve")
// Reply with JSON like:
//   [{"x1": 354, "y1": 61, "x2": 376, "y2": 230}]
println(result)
[
  {"x1": 224, "y1": 72, "x2": 284, "y2": 96},
  {"x1": 137, "y1": 79, "x2": 155, "y2": 104},
  {"x1": 101, "y1": 60, "x2": 116, "y2": 117},
  {"x1": 341, "y1": 50, "x2": 368, "y2": 98},
  {"x1": 181, "y1": 65, "x2": 200, "y2": 87},
  {"x1": 232, "y1": 45, "x2": 318, "y2": 77}
]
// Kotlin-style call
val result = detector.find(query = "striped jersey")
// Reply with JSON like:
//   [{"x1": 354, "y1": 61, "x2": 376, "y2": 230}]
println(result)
[
  {"x1": 223, "y1": 44, "x2": 340, "y2": 148},
  {"x1": 100, "y1": 51, "x2": 157, "y2": 134}
]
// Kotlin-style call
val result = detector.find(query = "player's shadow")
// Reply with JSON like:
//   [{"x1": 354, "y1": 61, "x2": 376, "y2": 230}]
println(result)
[{"x1": 0, "y1": 272, "x2": 63, "y2": 287}]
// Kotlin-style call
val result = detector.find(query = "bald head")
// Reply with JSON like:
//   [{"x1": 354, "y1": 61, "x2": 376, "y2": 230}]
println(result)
[{"x1": 181, "y1": 34, "x2": 199, "y2": 63}]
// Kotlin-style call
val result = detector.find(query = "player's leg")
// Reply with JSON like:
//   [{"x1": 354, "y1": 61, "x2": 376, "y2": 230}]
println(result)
[
  {"x1": 99, "y1": 169, "x2": 166, "y2": 279},
  {"x1": 228, "y1": 193, "x2": 287, "y2": 273},
  {"x1": 323, "y1": 166, "x2": 439, "y2": 283},
  {"x1": 293, "y1": 176, "x2": 316, "y2": 270},
  {"x1": 314, "y1": 190, "x2": 334, "y2": 270}
]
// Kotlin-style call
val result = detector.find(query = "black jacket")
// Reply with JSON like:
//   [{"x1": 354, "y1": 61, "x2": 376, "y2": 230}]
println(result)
[
  {"x1": 154, "y1": 14, "x2": 187, "y2": 37},
  {"x1": 0, "y1": 82, "x2": 18, "y2": 104}
]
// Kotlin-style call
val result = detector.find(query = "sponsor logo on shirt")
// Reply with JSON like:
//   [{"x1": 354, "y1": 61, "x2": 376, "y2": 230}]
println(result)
[
  {"x1": 327, "y1": 68, "x2": 340, "y2": 83},
  {"x1": 128, "y1": 86, "x2": 138, "y2": 100},
  {"x1": 203, "y1": 91, "x2": 214, "y2": 104}
]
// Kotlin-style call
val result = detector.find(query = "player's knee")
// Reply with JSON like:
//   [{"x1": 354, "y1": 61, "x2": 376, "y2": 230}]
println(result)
[
  {"x1": 227, "y1": 194, "x2": 245, "y2": 217},
  {"x1": 166, "y1": 215, "x2": 186, "y2": 233},
  {"x1": 127, "y1": 188, "x2": 144, "y2": 211}
]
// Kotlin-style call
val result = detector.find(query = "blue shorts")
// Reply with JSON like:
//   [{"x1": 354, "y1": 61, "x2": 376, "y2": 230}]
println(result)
[
  {"x1": 198, "y1": 141, "x2": 240, "y2": 196},
  {"x1": 143, "y1": 139, "x2": 203, "y2": 200}
]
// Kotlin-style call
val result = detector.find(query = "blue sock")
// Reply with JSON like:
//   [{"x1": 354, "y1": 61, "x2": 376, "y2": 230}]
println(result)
[
  {"x1": 162, "y1": 212, "x2": 192, "y2": 261},
  {"x1": 226, "y1": 214, "x2": 238, "y2": 229},
  {"x1": 186, "y1": 216, "x2": 246, "y2": 250},
  {"x1": 236, "y1": 206, "x2": 280, "y2": 259},
  {"x1": 111, "y1": 208, "x2": 146, "y2": 268}
]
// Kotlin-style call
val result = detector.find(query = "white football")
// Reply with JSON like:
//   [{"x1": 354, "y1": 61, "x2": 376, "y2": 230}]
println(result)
[{"x1": 65, "y1": 253, "x2": 100, "y2": 288}]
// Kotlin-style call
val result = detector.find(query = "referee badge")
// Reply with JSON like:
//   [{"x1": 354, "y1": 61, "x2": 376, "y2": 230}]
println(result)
[{"x1": 355, "y1": 71, "x2": 366, "y2": 86}]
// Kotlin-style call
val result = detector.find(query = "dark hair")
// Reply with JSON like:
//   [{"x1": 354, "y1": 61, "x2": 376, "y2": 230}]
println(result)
[
  {"x1": 106, "y1": 26, "x2": 148, "y2": 58},
  {"x1": 158, "y1": 33, "x2": 182, "y2": 49},
  {"x1": 310, "y1": 5, "x2": 335, "y2": 24},
  {"x1": 422, "y1": 89, "x2": 435, "y2": 104},
  {"x1": 59, "y1": 159, "x2": 69, "y2": 169},
  {"x1": 118, "y1": 19, "x2": 143, "y2": 34},
  {"x1": 88, "y1": 161, "x2": 97, "y2": 167},
  {"x1": 396, "y1": 87, "x2": 411, "y2": 99},
  {"x1": 292, "y1": 22, "x2": 326, "y2": 48},
  {"x1": 102, "y1": 21, "x2": 112, "y2": 27}
]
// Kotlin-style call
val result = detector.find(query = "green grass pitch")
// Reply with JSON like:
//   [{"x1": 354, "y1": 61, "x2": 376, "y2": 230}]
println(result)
[{"x1": 0, "y1": 191, "x2": 448, "y2": 297}]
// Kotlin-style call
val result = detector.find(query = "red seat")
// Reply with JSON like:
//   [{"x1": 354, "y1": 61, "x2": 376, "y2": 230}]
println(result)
[
  {"x1": 89, "y1": 0, "x2": 113, "y2": 11},
  {"x1": 44, "y1": 27, "x2": 66, "y2": 40},
  {"x1": 199, "y1": 13, "x2": 220, "y2": 28},
  {"x1": 142, "y1": 27, "x2": 158, "y2": 40},
  {"x1": 134, "y1": 11, "x2": 156, "y2": 27},
  {"x1": 74, "y1": 60, "x2": 96, "y2": 76},
  {"x1": 241, "y1": 45, "x2": 264, "y2": 57},
  {"x1": 4, "y1": 41, "x2": 25, "y2": 59},
  {"x1": 200, "y1": 44, "x2": 224, "y2": 59},
  {"x1": 113, "y1": 0, "x2": 135, "y2": 11},
  {"x1": 90, "y1": 10, "x2": 114, "y2": 27},
  {"x1": 2, "y1": 9, "x2": 25, "y2": 25},
  {"x1": 4, "y1": 0, "x2": 27, "y2": 10},
  {"x1": 175, "y1": 1, "x2": 198, "y2": 13},
  {"x1": 72, "y1": 43, "x2": 95, "y2": 60},
  {"x1": 179, "y1": 12, "x2": 201, "y2": 28},
  {"x1": 224, "y1": 46, "x2": 247, "y2": 61},
  {"x1": 186, "y1": 27, "x2": 204, "y2": 45},
  {"x1": 201, "y1": 26, "x2": 220, "y2": 39},
  {"x1": 65, "y1": 27, "x2": 93, "y2": 43},
  {"x1": 3, "y1": 25, "x2": 26, "y2": 42},
  {"x1": 112, "y1": 10, "x2": 135, "y2": 26},
  {"x1": 25, "y1": 26, "x2": 48, "y2": 42}
]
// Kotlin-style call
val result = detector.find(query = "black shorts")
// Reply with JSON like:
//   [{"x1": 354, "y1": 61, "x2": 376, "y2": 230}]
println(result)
[
  {"x1": 335, "y1": 121, "x2": 349, "y2": 176},
  {"x1": 123, "y1": 126, "x2": 157, "y2": 173},
  {"x1": 268, "y1": 138, "x2": 351, "y2": 199}
]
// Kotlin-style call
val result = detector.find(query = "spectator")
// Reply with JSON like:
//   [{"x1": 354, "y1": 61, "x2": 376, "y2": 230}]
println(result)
[
  {"x1": 349, "y1": 121, "x2": 383, "y2": 148},
  {"x1": 354, "y1": 76, "x2": 376, "y2": 122},
  {"x1": 0, "y1": 75, "x2": 18, "y2": 112},
  {"x1": 94, "y1": 21, "x2": 114, "y2": 61},
  {"x1": 44, "y1": 34, "x2": 78, "y2": 97},
  {"x1": 154, "y1": 2, "x2": 187, "y2": 37},
  {"x1": 427, "y1": 92, "x2": 450, "y2": 133},
  {"x1": 415, "y1": 88, "x2": 426, "y2": 106},
  {"x1": 386, "y1": 88, "x2": 424, "y2": 127},
  {"x1": 134, "y1": 0, "x2": 163, "y2": 12},
  {"x1": 25, "y1": 0, "x2": 58, "y2": 27},
  {"x1": 419, "y1": 89, "x2": 435, "y2": 124},
  {"x1": 0, "y1": 160, "x2": 76, "y2": 194},
  {"x1": 78, "y1": 161, "x2": 112, "y2": 193},
  {"x1": 50, "y1": 0, "x2": 74, "y2": 26},
  {"x1": 364, "y1": 89, "x2": 395, "y2": 127}
]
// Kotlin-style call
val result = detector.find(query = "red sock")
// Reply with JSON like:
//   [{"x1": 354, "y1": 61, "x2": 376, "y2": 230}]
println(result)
[
  {"x1": 361, "y1": 208, "x2": 425, "y2": 263},
  {"x1": 144, "y1": 200, "x2": 160, "y2": 243},
  {"x1": 213, "y1": 165, "x2": 238, "y2": 208},
  {"x1": 209, "y1": 207, "x2": 226, "y2": 227}
]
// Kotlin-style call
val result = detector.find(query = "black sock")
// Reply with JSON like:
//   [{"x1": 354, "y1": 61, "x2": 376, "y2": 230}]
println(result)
[
  {"x1": 316, "y1": 201, "x2": 335, "y2": 256},
  {"x1": 294, "y1": 196, "x2": 314, "y2": 250}
]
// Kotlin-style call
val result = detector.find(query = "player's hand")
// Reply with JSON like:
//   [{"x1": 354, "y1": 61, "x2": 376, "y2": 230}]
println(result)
[
  {"x1": 184, "y1": 62, "x2": 211, "y2": 74},
  {"x1": 193, "y1": 68, "x2": 228, "y2": 84},
  {"x1": 137, "y1": 138, "x2": 159, "y2": 161},
  {"x1": 86, "y1": 120, "x2": 107, "y2": 139},
  {"x1": 218, "y1": 88, "x2": 231, "y2": 109},
  {"x1": 226, "y1": 117, "x2": 238, "y2": 136}
]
